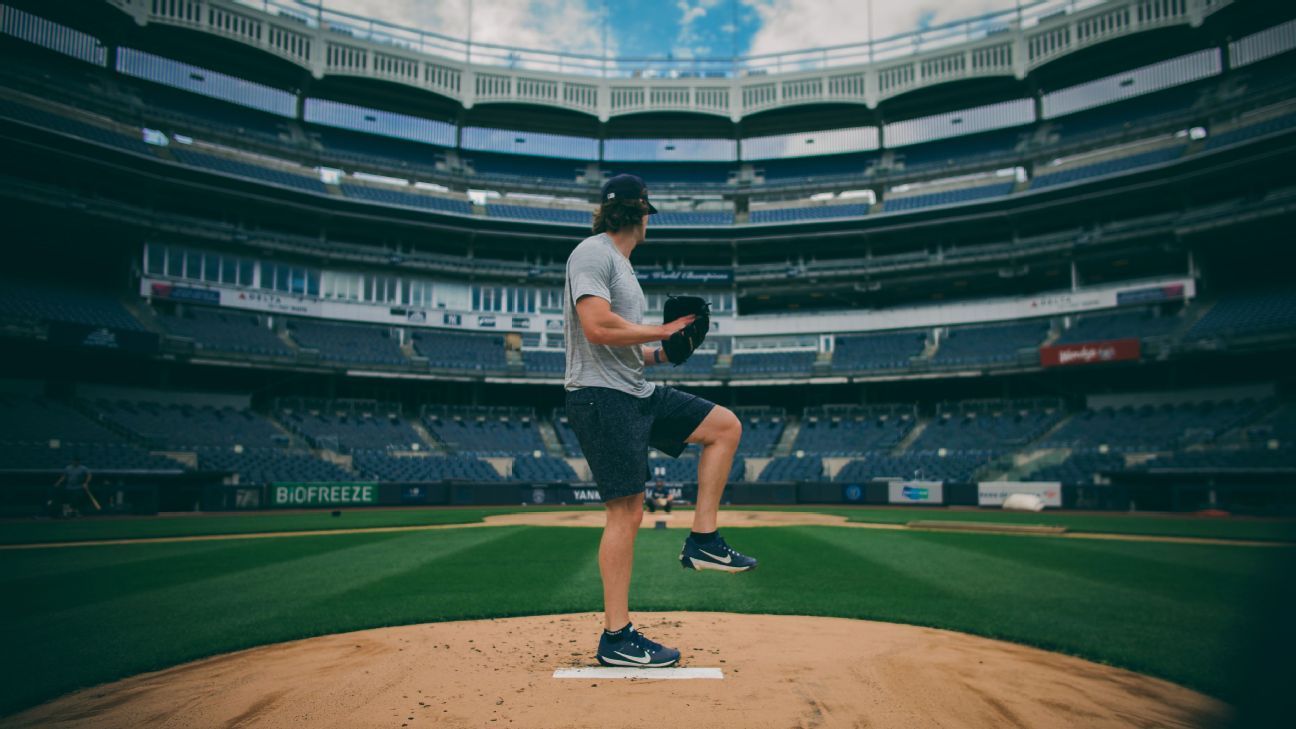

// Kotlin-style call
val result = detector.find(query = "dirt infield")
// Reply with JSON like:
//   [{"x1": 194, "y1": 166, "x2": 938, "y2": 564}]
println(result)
[
  {"x1": 3, "y1": 509, "x2": 1286, "y2": 549},
  {"x1": 484, "y1": 508, "x2": 887, "y2": 529},
  {"x1": 4, "y1": 612, "x2": 1228, "y2": 728}
]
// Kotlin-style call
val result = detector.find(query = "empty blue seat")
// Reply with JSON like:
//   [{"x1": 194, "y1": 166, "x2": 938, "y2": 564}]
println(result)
[
  {"x1": 1032, "y1": 146, "x2": 1184, "y2": 189},
  {"x1": 832, "y1": 331, "x2": 927, "y2": 371},
  {"x1": 286, "y1": 319, "x2": 410, "y2": 367},
  {"x1": 729, "y1": 351, "x2": 817, "y2": 376},
  {"x1": 884, "y1": 181, "x2": 1015, "y2": 212},
  {"x1": 933, "y1": 321, "x2": 1047, "y2": 367},
  {"x1": 339, "y1": 185, "x2": 472, "y2": 215},
  {"x1": 757, "y1": 455, "x2": 823, "y2": 482},
  {"x1": 749, "y1": 203, "x2": 869, "y2": 224},
  {"x1": 1187, "y1": 290, "x2": 1296, "y2": 340}
]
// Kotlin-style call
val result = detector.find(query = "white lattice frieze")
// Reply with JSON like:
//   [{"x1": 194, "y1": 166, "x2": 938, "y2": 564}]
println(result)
[{"x1": 110, "y1": 0, "x2": 1232, "y2": 121}]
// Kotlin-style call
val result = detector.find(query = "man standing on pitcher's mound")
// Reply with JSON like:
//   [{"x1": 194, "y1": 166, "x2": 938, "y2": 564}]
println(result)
[{"x1": 564, "y1": 173, "x2": 758, "y2": 669}]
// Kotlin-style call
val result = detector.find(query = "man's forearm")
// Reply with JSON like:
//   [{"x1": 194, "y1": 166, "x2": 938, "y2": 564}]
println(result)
[
  {"x1": 589, "y1": 314, "x2": 665, "y2": 347},
  {"x1": 641, "y1": 346, "x2": 666, "y2": 367}
]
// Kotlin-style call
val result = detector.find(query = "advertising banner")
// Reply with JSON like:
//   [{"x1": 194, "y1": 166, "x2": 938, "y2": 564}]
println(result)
[
  {"x1": 567, "y1": 486, "x2": 604, "y2": 503},
  {"x1": 47, "y1": 322, "x2": 160, "y2": 354},
  {"x1": 1117, "y1": 283, "x2": 1185, "y2": 306},
  {"x1": 977, "y1": 481, "x2": 1062, "y2": 507},
  {"x1": 636, "y1": 270, "x2": 733, "y2": 286},
  {"x1": 270, "y1": 482, "x2": 379, "y2": 507},
  {"x1": 886, "y1": 480, "x2": 944, "y2": 505},
  {"x1": 223, "y1": 289, "x2": 321, "y2": 316},
  {"x1": 1040, "y1": 338, "x2": 1140, "y2": 367},
  {"x1": 149, "y1": 282, "x2": 220, "y2": 305},
  {"x1": 518, "y1": 486, "x2": 605, "y2": 504}
]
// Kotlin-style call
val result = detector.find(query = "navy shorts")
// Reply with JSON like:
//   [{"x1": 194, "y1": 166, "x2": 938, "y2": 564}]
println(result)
[{"x1": 565, "y1": 385, "x2": 716, "y2": 502}]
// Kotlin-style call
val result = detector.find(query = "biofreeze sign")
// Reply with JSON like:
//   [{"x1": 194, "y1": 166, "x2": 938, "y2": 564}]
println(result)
[
  {"x1": 978, "y1": 482, "x2": 1062, "y2": 507},
  {"x1": 272, "y1": 483, "x2": 378, "y2": 507}
]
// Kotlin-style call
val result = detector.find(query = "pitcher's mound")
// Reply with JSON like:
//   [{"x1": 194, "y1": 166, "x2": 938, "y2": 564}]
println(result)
[
  {"x1": 483, "y1": 509, "x2": 868, "y2": 529},
  {"x1": 7, "y1": 612, "x2": 1228, "y2": 729}
]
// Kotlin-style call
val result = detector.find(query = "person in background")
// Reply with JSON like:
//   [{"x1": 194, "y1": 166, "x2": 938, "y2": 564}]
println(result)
[
  {"x1": 49, "y1": 457, "x2": 97, "y2": 518},
  {"x1": 646, "y1": 482, "x2": 672, "y2": 514}
]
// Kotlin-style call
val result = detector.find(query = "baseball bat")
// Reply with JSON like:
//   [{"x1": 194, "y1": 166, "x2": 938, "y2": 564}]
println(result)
[{"x1": 83, "y1": 483, "x2": 102, "y2": 511}]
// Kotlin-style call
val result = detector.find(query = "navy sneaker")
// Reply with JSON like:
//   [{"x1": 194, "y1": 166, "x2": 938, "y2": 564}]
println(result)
[
  {"x1": 596, "y1": 624, "x2": 680, "y2": 668},
  {"x1": 679, "y1": 532, "x2": 758, "y2": 573}
]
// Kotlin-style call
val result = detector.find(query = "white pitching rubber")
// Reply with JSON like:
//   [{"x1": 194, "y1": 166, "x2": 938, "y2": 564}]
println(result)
[{"x1": 553, "y1": 667, "x2": 724, "y2": 680}]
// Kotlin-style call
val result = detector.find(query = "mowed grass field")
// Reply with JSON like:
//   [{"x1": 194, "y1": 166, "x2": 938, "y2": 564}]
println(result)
[
  {"x1": 5, "y1": 504, "x2": 1296, "y2": 544},
  {"x1": 2, "y1": 509, "x2": 1294, "y2": 720}
]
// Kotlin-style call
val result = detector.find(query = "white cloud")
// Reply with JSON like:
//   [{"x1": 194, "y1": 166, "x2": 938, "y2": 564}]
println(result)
[
  {"x1": 320, "y1": 0, "x2": 613, "y2": 58},
  {"x1": 678, "y1": 1, "x2": 708, "y2": 27},
  {"x1": 741, "y1": 0, "x2": 1019, "y2": 58},
  {"x1": 674, "y1": 0, "x2": 725, "y2": 58}
]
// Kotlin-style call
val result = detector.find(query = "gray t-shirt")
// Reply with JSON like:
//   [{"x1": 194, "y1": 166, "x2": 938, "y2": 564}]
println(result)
[
  {"x1": 62, "y1": 465, "x2": 89, "y2": 491},
  {"x1": 564, "y1": 233, "x2": 654, "y2": 397}
]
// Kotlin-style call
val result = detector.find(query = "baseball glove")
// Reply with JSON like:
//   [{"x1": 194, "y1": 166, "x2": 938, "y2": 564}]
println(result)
[{"x1": 660, "y1": 295, "x2": 710, "y2": 365}]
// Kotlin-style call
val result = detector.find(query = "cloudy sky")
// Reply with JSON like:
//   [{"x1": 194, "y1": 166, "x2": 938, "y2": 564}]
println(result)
[{"x1": 320, "y1": 0, "x2": 1024, "y2": 60}]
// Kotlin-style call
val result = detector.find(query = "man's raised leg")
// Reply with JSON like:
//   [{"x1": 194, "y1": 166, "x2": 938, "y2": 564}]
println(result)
[
  {"x1": 687, "y1": 406, "x2": 743, "y2": 533},
  {"x1": 680, "y1": 406, "x2": 758, "y2": 572}
]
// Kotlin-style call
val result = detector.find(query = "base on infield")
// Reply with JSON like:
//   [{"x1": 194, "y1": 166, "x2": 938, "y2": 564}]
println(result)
[{"x1": 3, "y1": 612, "x2": 1229, "y2": 729}]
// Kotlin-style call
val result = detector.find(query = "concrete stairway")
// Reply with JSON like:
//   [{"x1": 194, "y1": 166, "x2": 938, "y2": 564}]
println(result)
[
  {"x1": 772, "y1": 416, "x2": 801, "y2": 456},
  {"x1": 119, "y1": 299, "x2": 166, "y2": 335},
  {"x1": 892, "y1": 418, "x2": 929, "y2": 454},
  {"x1": 537, "y1": 417, "x2": 567, "y2": 457},
  {"x1": 1028, "y1": 413, "x2": 1075, "y2": 449},
  {"x1": 917, "y1": 335, "x2": 940, "y2": 362},
  {"x1": 506, "y1": 349, "x2": 524, "y2": 372},
  {"x1": 409, "y1": 418, "x2": 449, "y2": 455},
  {"x1": 1002, "y1": 448, "x2": 1071, "y2": 481},
  {"x1": 1174, "y1": 300, "x2": 1215, "y2": 339},
  {"x1": 276, "y1": 327, "x2": 303, "y2": 354}
]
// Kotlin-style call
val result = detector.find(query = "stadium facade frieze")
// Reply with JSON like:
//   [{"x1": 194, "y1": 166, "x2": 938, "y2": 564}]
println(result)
[
  {"x1": 138, "y1": 272, "x2": 1195, "y2": 340},
  {"x1": 102, "y1": 0, "x2": 1230, "y2": 122}
]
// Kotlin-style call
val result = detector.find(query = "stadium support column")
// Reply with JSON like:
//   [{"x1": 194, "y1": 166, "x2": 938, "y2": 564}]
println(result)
[
  {"x1": 1187, "y1": 0, "x2": 1209, "y2": 28},
  {"x1": 1070, "y1": 260, "x2": 1079, "y2": 292},
  {"x1": 1011, "y1": 23, "x2": 1029, "y2": 81}
]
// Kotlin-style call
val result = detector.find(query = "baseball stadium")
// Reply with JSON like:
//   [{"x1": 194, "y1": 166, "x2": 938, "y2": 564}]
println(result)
[{"x1": 1, "y1": 0, "x2": 1295, "y2": 726}]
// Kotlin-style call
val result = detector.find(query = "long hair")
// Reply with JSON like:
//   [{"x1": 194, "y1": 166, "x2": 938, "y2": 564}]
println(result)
[{"x1": 592, "y1": 197, "x2": 649, "y2": 234}]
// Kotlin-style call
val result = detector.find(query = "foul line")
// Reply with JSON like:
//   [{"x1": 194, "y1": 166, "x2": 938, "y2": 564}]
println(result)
[{"x1": 0, "y1": 521, "x2": 501, "y2": 550}]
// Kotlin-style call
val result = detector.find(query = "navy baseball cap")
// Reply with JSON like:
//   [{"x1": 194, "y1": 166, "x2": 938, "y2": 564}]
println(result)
[{"x1": 601, "y1": 174, "x2": 658, "y2": 214}]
